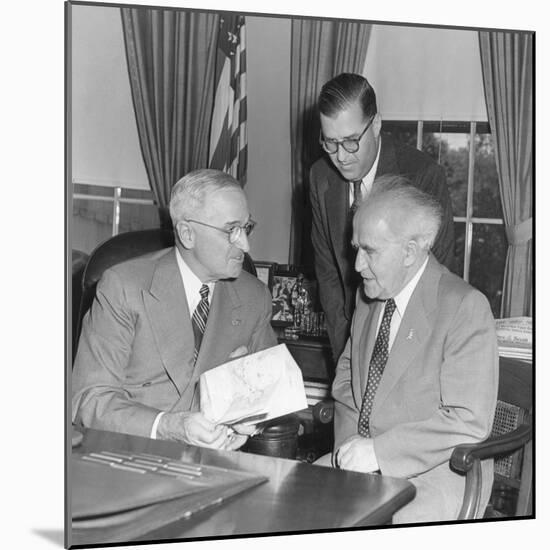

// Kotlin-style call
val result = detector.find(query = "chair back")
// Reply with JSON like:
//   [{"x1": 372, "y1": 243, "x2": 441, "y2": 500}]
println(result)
[
  {"x1": 73, "y1": 229, "x2": 257, "y2": 358},
  {"x1": 489, "y1": 358, "x2": 532, "y2": 516}
]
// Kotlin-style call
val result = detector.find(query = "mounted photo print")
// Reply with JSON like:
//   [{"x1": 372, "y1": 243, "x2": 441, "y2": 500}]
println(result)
[{"x1": 66, "y1": 0, "x2": 534, "y2": 548}]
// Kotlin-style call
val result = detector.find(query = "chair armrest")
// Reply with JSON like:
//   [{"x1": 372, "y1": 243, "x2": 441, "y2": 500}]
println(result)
[{"x1": 451, "y1": 424, "x2": 532, "y2": 474}]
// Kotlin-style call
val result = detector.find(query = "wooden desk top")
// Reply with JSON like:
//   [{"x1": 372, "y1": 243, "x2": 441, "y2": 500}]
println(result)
[{"x1": 72, "y1": 428, "x2": 415, "y2": 545}]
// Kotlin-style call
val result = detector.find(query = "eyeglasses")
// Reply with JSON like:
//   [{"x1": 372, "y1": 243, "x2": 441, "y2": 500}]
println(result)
[
  {"x1": 185, "y1": 218, "x2": 257, "y2": 244},
  {"x1": 319, "y1": 117, "x2": 374, "y2": 154}
]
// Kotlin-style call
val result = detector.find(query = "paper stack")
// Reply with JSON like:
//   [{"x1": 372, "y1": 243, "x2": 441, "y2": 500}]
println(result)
[
  {"x1": 71, "y1": 452, "x2": 266, "y2": 546},
  {"x1": 200, "y1": 344, "x2": 308, "y2": 426},
  {"x1": 495, "y1": 317, "x2": 532, "y2": 362}
]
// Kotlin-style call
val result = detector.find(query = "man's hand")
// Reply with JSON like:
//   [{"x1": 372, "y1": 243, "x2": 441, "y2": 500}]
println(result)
[
  {"x1": 221, "y1": 430, "x2": 248, "y2": 451},
  {"x1": 231, "y1": 422, "x2": 258, "y2": 436},
  {"x1": 157, "y1": 412, "x2": 253, "y2": 451},
  {"x1": 335, "y1": 435, "x2": 379, "y2": 473},
  {"x1": 157, "y1": 411, "x2": 229, "y2": 449},
  {"x1": 217, "y1": 421, "x2": 257, "y2": 451}
]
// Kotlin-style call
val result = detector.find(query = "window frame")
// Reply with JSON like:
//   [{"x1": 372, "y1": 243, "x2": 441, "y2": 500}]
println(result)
[
  {"x1": 73, "y1": 183, "x2": 156, "y2": 236},
  {"x1": 383, "y1": 120, "x2": 504, "y2": 284}
]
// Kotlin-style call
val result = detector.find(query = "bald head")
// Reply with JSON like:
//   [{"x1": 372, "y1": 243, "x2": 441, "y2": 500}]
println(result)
[
  {"x1": 352, "y1": 175, "x2": 443, "y2": 299},
  {"x1": 355, "y1": 174, "x2": 442, "y2": 252}
]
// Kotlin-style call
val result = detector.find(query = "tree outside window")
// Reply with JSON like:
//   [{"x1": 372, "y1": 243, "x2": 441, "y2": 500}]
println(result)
[{"x1": 383, "y1": 121, "x2": 506, "y2": 317}]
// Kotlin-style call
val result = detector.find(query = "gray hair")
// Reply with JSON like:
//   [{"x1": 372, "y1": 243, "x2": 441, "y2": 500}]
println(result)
[
  {"x1": 318, "y1": 73, "x2": 377, "y2": 120},
  {"x1": 169, "y1": 169, "x2": 242, "y2": 225},
  {"x1": 366, "y1": 174, "x2": 443, "y2": 251}
]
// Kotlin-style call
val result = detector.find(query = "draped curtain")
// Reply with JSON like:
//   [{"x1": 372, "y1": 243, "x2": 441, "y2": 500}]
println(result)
[
  {"x1": 120, "y1": 8, "x2": 219, "y2": 230},
  {"x1": 289, "y1": 19, "x2": 372, "y2": 265},
  {"x1": 479, "y1": 31, "x2": 533, "y2": 317}
]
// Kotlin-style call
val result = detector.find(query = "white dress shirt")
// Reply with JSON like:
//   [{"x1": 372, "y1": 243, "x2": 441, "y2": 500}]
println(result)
[
  {"x1": 347, "y1": 138, "x2": 382, "y2": 207},
  {"x1": 356, "y1": 256, "x2": 429, "y2": 472},
  {"x1": 375, "y1": 255, "x2": 429, "y2": 352},
  {"x1": 150, "y1": 248, "x2": 216, "y2": 438}
]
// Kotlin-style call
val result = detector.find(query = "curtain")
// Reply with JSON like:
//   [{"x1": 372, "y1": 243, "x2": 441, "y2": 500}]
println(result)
[
  {"x1": 289, "y1": 19, "x2": 371, "y2": 264},
  {"x1": 479, "y1": 31, "x2": 533, "y2": 317},
  {"x1": 121, "y1": 8, "x2": 219, "y2": 230}
]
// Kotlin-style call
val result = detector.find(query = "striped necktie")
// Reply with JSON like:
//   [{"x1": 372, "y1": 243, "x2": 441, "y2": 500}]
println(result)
[
  {"x1": 358, "y1": 298, "x2": 397, "y2": 438},
  {"x1": 192, "y1": 284, "x2": 210, "y2": 363}
]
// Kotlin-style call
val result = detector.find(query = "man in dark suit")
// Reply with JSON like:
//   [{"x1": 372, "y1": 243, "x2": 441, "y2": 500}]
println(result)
[
  {"x1": 326, "y1": 176, "x2": 498, "y2": 523},
  {"x1": 310, "y1": 73, "x2": 455, "y2": 361},
  {"x1": 72, "y1": 169, "x2": 277, "y2": 450}
]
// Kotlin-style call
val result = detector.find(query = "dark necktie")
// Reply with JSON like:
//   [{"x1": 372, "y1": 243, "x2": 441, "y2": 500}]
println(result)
[
  {"x1": 192, "y1": 284, "x2": 210, "y2": 363},
  {"x1": 358, "y1": 298, "x2": 397, "y2": 437},
  {"x1": 349, "y1": 180, "x2": 363, "y2": 216}
]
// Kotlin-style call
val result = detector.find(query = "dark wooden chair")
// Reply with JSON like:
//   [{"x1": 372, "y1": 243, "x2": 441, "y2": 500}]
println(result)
[
  {"x1": 451, "y1": 357, "x2": 533, "y2": 519},
  {"x1": 72, "y1": 229, "x2": 257, "y2": 360}
]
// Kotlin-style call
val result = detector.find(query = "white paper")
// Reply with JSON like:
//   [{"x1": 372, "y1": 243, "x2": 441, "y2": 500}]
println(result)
[{"x1": 199, "y1": 344, "x2": 308, "y2": 425}]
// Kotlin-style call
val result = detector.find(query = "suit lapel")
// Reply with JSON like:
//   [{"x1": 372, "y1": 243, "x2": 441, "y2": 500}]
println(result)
[
  {"x1": 325, "y1": 168, "x2": 350, "y2": 272},
  {"x1": 375, "y1": 135, "x2": 398, "y2": 177},
  {"x1": 373, "y1": 256, "x2": 442, "y2": 409},
  {"x1": 193, "y1": 280, "x2": 242, "y2": 378},
  {"x1": 324, "y1": 135, "x2": 397, "y2": 263},
  {"x1": 143, "y1": 249, "x2": 195, "y2": 397},
  {"x1": 356, "y1": 298, "x2": 383, "y2": 397}
]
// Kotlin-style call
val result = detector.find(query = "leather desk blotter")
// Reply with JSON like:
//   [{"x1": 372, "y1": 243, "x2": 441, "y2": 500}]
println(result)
[{"x1": 70, "y1": 450, "x2": 267, "y2": 546}]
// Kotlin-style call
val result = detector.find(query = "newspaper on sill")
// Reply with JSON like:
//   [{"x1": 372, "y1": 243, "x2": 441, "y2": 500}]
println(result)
[
  {"x1": 495, "y1": 317, "x2": 532, "y2": 347},
  {"x1": 495, "y1": 316, "x2": 532, "y2": 362},
  {"x1": 199, "y1": 344, "x2": 308, "y2": 426}
]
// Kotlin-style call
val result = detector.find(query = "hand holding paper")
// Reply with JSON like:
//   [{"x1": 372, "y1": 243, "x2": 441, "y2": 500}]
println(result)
[{"x1": 157, "y1": 411, "x2": 228, "y2": 449}]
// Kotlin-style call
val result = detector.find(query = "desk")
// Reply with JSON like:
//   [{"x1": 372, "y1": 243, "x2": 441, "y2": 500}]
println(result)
[{"x1": 71, "y1": 428, "x2": 415, "y2": 545}]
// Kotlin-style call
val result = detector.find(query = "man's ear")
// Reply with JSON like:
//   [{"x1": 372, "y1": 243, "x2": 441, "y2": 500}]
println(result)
[
  {"x1": 372, "y1": 113, "x2": 382, "y2": 138},
  {"x1": 403, "y1": 239, "x2": 419, "y2": 267},
  {"x1": 175, "y1": 221, "x2": 195, "y2": 249}
]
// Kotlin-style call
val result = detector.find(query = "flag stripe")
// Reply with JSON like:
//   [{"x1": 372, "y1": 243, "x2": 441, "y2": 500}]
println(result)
[{"x1": 209, "y1": 15, "x2": 247, "y2": 184}]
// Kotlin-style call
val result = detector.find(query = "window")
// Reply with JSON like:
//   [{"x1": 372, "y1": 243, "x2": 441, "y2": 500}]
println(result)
[
  {"x1": 72, "y1": 183, "x2": 159, "y2": 255},
  {"x1": 383, "y1": 121, "x2": 505, "y2": 317}
]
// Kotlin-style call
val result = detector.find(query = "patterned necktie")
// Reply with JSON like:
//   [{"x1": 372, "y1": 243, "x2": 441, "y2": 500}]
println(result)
[
  {"x1": 358, "y1": 298, "x2": 397, "y2": 437},
  {"x1": 349, "y1": 180, "x2": 363, "y2": 215},
  {"x1": 192, "y1": 284, "x2": 210, "y2": 363}
]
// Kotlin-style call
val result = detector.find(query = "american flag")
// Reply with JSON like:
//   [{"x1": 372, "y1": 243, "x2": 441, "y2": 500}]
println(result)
[{"x1": 209, "y1": 15, "x2": 247, "y2": 185}]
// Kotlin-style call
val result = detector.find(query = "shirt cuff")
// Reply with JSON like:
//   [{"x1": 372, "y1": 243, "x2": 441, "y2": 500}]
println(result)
[{"x1": 150, "y1": 412, "x2": 164, "y2": 439}]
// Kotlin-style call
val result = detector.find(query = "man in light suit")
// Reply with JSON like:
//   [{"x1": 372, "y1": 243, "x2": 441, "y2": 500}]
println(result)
[
  {"x1": 72, "y1": 169, "x2": 277, "y2": 450},
  {"x1": 310, "y1": 73, "x2": 455, "y2": 361},
  {"x1": 329, "y1": 175, "x2": 498, "y2": 523}
]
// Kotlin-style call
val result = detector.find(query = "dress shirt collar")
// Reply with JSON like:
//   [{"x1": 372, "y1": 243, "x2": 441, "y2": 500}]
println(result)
[
  {"x1": 175, "y1": 248, "x2": 215, "y2": 315},
  {"x1": 392, "y1": 255, "x2": 429, "y2": 319}
]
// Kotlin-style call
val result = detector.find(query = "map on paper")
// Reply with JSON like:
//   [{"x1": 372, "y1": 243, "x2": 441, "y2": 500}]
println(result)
[{"x1": 199, "y1": 344, "x2": 308, "y2": 425}]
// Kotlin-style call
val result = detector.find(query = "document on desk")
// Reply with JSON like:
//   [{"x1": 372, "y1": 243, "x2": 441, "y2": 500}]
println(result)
[
  {"x1": 200, "y1": 343, "x2": 308, "y2": 425},
  {"x1": 71, "y1": 452, "x2": 267, "y2": 545}
]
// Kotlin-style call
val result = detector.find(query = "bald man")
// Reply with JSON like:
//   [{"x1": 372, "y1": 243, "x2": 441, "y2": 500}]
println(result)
[{"x1": 324, "y1": 174, "x2": 498, "y2": 524}]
